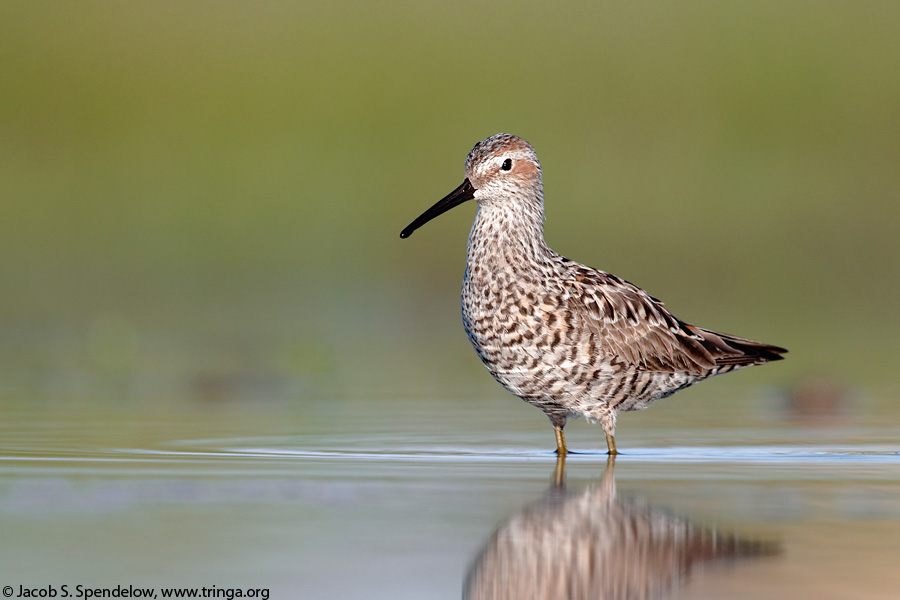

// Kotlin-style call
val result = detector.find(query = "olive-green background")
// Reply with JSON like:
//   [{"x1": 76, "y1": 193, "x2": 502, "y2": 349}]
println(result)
[{"x1": 2, "y1": 1, "x2": 898, "y2": 405}]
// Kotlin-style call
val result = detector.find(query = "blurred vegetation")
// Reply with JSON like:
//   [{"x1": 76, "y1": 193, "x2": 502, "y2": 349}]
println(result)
[{"x1": 1, "y1": 1, "x2": 898, "y2": 405}]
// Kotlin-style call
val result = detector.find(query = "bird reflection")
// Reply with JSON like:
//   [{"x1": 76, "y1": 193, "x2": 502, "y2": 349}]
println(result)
[{"x1": 464, "y1": 456, "x2": 778, "y2": 600}]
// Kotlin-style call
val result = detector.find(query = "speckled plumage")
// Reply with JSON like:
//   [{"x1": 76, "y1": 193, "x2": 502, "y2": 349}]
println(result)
[{"x1": 401, "y1": 134, "x2": 786, "y2": 454}]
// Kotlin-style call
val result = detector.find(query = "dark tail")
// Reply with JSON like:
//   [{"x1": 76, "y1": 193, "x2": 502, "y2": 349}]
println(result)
[{"x1": 692, "y1": 327, "x2": 787, "y2": 367}]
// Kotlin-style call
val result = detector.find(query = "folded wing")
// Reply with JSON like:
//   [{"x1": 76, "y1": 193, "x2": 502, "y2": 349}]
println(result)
[{"x1": 565, "y1": 268, "x2": 787, "y2": 375}]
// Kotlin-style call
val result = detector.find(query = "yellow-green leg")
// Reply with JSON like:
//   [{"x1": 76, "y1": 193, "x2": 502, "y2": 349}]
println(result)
[
  {"x1": 605, "y1": 432, "x2": 618, "y2": 455},
  {"x1": 554, "y1": 425, "x2": 568, "y2": 455}
]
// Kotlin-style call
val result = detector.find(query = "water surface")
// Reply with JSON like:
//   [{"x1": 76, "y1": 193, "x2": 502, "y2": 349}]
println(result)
[{"x1": 1, "y1": 395, "x2": 898, "y2": 599}]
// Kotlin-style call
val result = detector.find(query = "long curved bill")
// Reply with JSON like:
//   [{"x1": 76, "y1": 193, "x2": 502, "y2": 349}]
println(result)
[{"x1": 400, "y1": 178, "x2": 476, "y2": 239}]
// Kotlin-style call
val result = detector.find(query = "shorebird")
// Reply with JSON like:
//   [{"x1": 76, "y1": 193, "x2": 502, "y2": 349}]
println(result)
[{"x1": 400, "y1": 134, "x2": 786, "y2": 455}]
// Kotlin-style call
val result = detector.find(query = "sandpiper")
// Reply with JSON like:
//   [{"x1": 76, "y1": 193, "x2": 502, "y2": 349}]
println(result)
[{"x1": 401, "y1": 134, "x2": 786, "y2": 455}]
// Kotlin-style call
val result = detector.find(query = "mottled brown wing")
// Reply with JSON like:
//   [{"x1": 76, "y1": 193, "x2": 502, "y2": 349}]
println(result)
[
  {"x1": 565, "y1": 267, "x2": 787, "y2": 373},
  {"x1": 564, "y1": 268, "x2": 718, "y2": 375}
]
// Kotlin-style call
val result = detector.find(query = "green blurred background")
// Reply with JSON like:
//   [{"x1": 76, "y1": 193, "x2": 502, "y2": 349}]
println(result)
[{"x1": 2, "y1": 0, "x2": 898, "y2": 410}]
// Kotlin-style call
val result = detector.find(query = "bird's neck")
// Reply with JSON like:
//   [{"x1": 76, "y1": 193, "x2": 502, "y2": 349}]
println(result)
[{"x1": 466, "y1": 198, "x2": 551, "y2": 272}]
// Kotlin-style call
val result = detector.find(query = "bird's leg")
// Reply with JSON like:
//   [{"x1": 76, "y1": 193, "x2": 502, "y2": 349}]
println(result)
[
  {"x1": 548, "y1": 413, "x2": 568, "y2": 455},
  {"x1": 605, "y1": 432, "x2": 618, "y2": 455},
  {"x1": 554, "y1": 425, "x2": 568, "y2": 456},
  {"x1": 599, "y1": 410, "x2": 618, "y2": 455}
]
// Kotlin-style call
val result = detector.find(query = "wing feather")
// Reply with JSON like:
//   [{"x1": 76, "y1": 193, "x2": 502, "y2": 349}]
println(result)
[{"x1": 564, "y1": 267, "x2": 785, "y2": 374}]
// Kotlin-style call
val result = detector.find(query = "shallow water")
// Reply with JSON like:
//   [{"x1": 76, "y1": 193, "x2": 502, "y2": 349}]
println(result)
[{"x1": 1, "y1": 395, "x2": 899, "y2": 600}]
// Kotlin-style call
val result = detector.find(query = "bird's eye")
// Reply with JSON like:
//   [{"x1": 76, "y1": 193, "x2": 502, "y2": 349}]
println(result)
[{"x1": 501, "y1": 158, "x2": 513, "y2": 171}]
